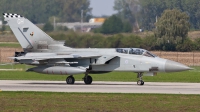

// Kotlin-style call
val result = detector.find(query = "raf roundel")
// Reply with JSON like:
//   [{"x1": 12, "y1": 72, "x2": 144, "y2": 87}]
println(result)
[
  {"x1": 17, "y1": 18, "x2": 24, "y2": 24},
  {"x1": 125, "y1": 60, "x2": 129, "y2": 64}
]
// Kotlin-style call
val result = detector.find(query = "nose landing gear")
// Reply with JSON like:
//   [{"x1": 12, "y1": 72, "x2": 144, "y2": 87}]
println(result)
[{"x1": 137, "y1": 73, "x2": 144, "y2": 85}]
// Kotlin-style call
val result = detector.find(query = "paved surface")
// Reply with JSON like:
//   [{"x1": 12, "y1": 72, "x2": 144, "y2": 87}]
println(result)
[{"x1": 0, "y1": 80, "x2": 200, "y2": 94}]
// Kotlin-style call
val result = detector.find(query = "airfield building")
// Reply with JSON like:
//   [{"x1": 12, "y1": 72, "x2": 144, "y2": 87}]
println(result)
[{"x1": 56, "y1": 18, "x2": 106, "y2": 32}]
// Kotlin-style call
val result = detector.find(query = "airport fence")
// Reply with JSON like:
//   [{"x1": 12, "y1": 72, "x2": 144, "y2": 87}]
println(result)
[
  {"x1": 0, "y1": 48, "x2": 22, "y2": 63},
  {"x1": 152, "y1": 51, "x2": 200, "y2": 66},
  {"x1": 0, "y1": 48, "x2": 200, "y2": 66}
]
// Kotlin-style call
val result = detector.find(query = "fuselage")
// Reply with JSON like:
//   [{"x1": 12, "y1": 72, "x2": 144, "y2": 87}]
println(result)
[{"x1": 28, "y1": 45, "x2": 190, "y2": 74}]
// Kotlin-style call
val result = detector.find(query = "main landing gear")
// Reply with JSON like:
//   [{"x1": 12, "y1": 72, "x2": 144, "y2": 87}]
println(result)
[
  {"x1": 66, "y1": 76, "x2": 75, "y2": 84},
  {"x1": 137, "y1": 73, "x2": 144, "y2": 85},
  {"x1": 83, "y1": 73, "x2": 93, "y2": 84},
  {"x1": 66, "y1": 73, "x2": 93, "y2": 85}
]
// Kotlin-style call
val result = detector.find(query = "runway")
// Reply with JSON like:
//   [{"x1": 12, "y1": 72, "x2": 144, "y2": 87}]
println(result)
[{"x1": 0, "y1": 80, "x2": 200, "y2": 94}]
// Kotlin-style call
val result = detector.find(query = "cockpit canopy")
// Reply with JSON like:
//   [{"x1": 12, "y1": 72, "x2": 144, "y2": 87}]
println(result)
[{"x1": 116, "y1": 48, "x2": 157, "y2": 58}]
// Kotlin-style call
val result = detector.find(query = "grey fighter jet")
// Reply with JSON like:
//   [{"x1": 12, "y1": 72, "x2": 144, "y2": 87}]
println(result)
[{"x1": 3, "y1": 13, "x2": 192, "y2": 85}]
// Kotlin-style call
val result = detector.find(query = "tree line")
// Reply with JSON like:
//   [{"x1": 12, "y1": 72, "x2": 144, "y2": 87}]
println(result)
[
  {"x1": 48, "y1": 31, "x2": 198, "y2": 52},
  {"x1": 0, "y1": 0, "x2": 200, "y2": 52},
  {"x1": 155, "y1": 9, "x2": 190, "y2": 51},
  {"x1": 0, "y1": 8, "x2": 197, "y2": 52},
  {"x1": 0, "y1": 0, "x2": 91, "y2": 23},
  {"x1": 1, "y1": 0, "x2": 200, "y2": 31},
  {"x1": 114, "y1": 0, "x2": 200, "y2": 30},
  {"x1": 93, "y1": 15, "x2": 132, "y2": 34}
]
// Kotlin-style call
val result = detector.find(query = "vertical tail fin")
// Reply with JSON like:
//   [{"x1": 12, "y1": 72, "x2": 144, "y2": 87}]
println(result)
[{"x1": 3, "y1": 13, "x2": 67, "y2": 52}]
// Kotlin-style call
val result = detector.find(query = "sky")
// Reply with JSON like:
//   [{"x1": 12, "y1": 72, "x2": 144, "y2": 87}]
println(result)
[{"x1": 90, "y1": 0, "x2": 117, "y2": 16}]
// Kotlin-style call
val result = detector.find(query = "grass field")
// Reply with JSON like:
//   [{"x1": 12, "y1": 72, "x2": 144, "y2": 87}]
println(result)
[
  {"x1": 0, "y1": 42, "x2": 21, "y2": 48},
  {"x1": 0, "y1": 64, "x2": 200, "y2": 82},
  {"x1": 0, "y1": 92, "x2": 199, "y2": 112}
]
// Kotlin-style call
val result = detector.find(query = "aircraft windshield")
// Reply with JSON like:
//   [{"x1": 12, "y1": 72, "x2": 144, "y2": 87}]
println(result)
[
  {"x1": 116, "y1": 48, "x2": 157, "y2": 58},
  {"x1": 143, "y1": 51, "x2": 157, "y2": 57}
]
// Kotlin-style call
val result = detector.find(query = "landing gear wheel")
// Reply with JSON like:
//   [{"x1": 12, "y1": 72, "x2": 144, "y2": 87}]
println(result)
[
  {"x1": 66, "y1": 76, "x2": 75, "y2": 84},
  {"x1": 137, "y1": 73, "x2": 144, "y2": 85},
  {"x1": 137, "y1": 80, "x2": 144, "y2": 85},
  {"x1": 141, "y1": 81, "x2": 144, "y2": 85},
  {"x1": 84, "y1": 75, "x2": 93, "y2": 84}
]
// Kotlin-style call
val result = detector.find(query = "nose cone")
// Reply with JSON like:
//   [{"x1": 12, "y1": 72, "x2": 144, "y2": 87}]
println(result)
[{"x1": 165, "y1": 60, "x2": 192, "y2": 72}]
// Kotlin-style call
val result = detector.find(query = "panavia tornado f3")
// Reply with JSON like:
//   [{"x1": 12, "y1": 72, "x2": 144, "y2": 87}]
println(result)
[{"x1": 3, "y1": 13, "x2": 192, "y2": 85}]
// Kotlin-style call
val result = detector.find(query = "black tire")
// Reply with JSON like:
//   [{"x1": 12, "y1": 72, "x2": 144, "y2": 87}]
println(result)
[
  {"x1": 137, "y1": 80, "x2": 144, "y2": 85},
  {"x1": 66, "y1": 76, "x2": 75, "y2": 84},
  {"x1": 141, "y1": 81, "x2": 144, "y2": 85},
  {"x1": 84, "y1": 75, "x2": 92, "y2": 84}
]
